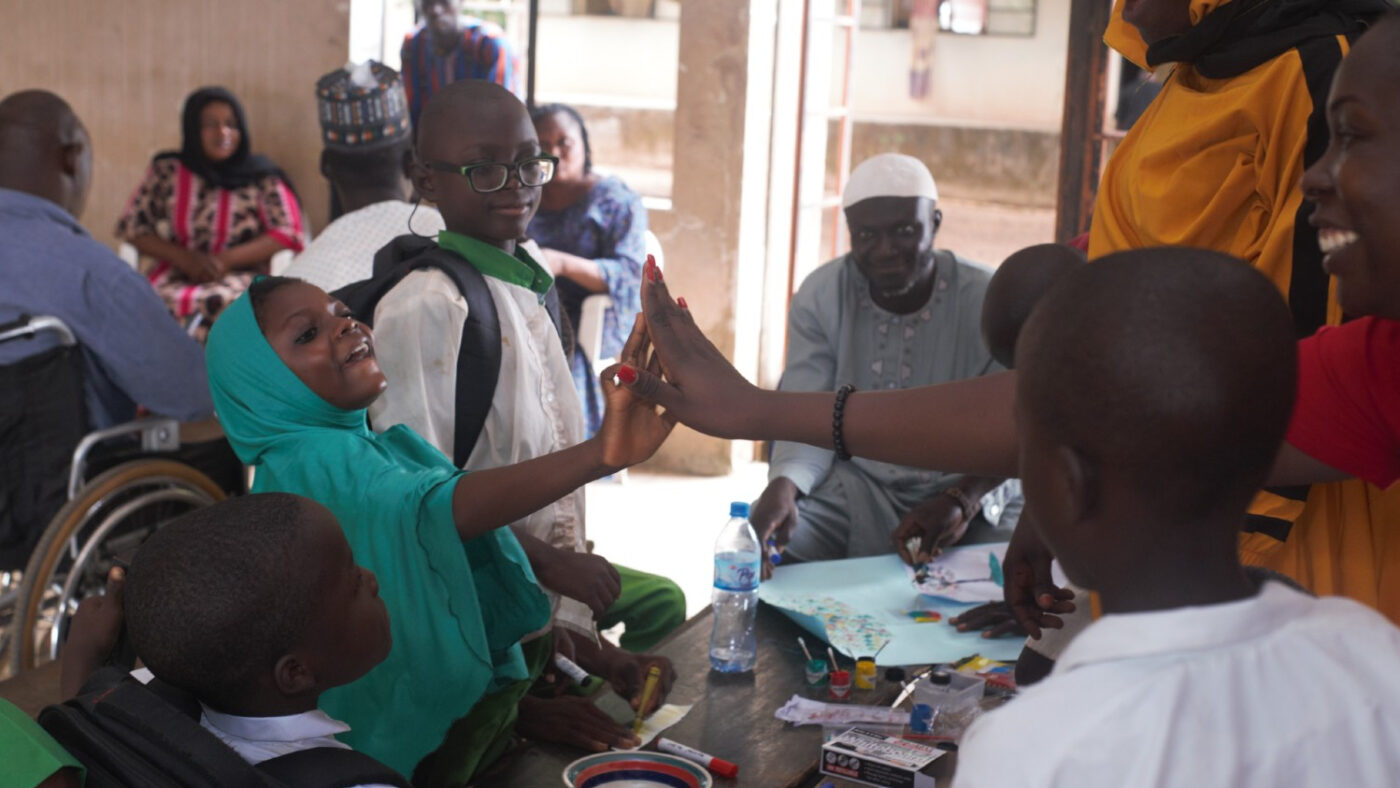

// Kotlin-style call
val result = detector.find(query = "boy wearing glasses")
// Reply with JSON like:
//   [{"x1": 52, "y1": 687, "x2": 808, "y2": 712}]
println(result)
[{"x1": 365, "y1": 80, "x2": 681, "y2": 764}]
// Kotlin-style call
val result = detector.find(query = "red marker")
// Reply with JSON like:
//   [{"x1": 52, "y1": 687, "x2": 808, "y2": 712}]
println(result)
[{"x1": 656, "y1": 737, "x2": 739, "y2": 779}]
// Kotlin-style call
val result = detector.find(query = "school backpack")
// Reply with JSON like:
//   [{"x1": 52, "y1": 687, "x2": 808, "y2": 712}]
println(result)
[
  {"x1": 38, "y1": 667, "x2": 411, "y2": 788},
  {"x1": 332, "y1": 234, "x2": 573, "y2": 466}
]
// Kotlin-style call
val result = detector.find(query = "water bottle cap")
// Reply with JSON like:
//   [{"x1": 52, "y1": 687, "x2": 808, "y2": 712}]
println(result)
[{"x1": 729, "y1": 502, "x2": 750, "y2": 518}]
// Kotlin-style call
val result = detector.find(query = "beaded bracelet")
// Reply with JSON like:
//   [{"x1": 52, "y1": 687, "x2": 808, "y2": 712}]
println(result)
[{"x1": 832, "y1": 384, "x2": 856, "y2": 461}]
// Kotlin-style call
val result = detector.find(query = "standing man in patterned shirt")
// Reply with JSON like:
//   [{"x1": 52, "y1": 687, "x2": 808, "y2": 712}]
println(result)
[{"x1": 401, "y1": 0, "x2": 519, "y2": 127}]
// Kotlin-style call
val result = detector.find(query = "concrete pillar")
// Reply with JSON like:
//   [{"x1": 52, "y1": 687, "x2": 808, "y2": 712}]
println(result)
[{"x1": 645, "y1": 0, "x2": 778, "y2": 475}]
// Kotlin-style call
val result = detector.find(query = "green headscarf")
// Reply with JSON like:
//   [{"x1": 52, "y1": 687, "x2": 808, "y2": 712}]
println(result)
[{"x1": 205, "y1": 289, "x2": 550, "y2": 775}]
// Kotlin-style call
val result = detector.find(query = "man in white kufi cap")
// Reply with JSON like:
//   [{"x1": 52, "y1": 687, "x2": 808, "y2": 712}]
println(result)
[{"x1": 750, "y1": 153, "x2": 1021, "y2": 573}]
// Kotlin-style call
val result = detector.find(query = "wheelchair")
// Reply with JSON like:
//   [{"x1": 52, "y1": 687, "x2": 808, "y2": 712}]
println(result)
[{"x1": 0, "y1": 314, "x2": 242, "y2": 676}]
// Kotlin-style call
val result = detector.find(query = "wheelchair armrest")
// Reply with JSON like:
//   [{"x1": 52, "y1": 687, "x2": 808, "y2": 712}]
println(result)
[
  {"x1": 68, "y1": 418, "x2": 181, "y2": 499},
  {"x1": 0, "y1": 315, "x2": 77, "y2": 347}
]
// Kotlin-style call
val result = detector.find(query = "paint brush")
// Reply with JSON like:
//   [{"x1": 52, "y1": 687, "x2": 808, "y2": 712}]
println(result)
[
  {"x1": 798, "y1": 637, "x2": 814, "y2": 662},
  {"x1": 872, "y1": 639, "x2": 890, "y2": 662}
]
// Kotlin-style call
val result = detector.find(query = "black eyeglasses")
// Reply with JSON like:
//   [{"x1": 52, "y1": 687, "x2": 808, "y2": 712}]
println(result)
[{"x1": 424, "y1": 155, "x2": 558, "y2": 193}]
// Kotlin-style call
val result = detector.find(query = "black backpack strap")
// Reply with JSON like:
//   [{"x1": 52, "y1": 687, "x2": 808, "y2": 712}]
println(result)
[
  {"x1": 406, "y1": 249, "x2": 501, "y2": 468},
  {"x1": 258, "y1": 747, "x2": 411, "y2": 788},
  {"x1": 40, "y1": 678, "x2": 277, "y2": 787},
  {"x1": 333, "y1": 236, "x2": 502, "y2": 467},
  {"x1": 338, "y1": 236, "x2": 580, "y2": 466}
]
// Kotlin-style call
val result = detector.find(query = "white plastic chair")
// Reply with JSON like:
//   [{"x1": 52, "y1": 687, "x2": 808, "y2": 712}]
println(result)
[{"x1": 577, "y1": 231, "x2": 664, "y2": 371}]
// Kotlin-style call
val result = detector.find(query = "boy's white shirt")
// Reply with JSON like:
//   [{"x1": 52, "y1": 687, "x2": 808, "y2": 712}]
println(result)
[
  {"x1": 200, "y1": 705, "x2": 399, "y2": 788},
  {"x1": 367, "y1": 239, "x2": 596, "y2": 639},
  {"x1": 954, "y1": 582, "x2": 1400, "y2": 787},
  {"x1": 129, "y1": 669, "x2": 397, "y2": 788}
]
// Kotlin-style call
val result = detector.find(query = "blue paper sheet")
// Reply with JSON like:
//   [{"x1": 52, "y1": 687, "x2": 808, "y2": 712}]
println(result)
[{"x1": 757, "y1": 549, "x2": 1024, "y2": 665}]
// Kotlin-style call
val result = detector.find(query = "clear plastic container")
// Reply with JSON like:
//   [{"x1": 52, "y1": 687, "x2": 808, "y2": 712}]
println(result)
[{"x1": 912, "y1": 669, "x2": 984, "y2": 737}]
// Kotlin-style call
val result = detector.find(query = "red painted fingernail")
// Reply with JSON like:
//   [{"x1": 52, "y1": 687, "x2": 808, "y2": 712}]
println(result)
[
  {"x1": 655, "y1": 267, "x2": 663, "y2": 282},
  {"x1": 646, "y1": 263, "x2": 658, "y2": 283},
  {"x1": 677, "y1": 296, "x2": 688, "y2": 309},
  {"x1": 618, "y1": 365, "x2": 638, "y2": 384}
]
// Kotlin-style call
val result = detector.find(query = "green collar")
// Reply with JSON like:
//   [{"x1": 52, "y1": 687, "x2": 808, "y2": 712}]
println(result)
[{"x1": 437, "y1": 230, "x2": 553, "y2": 297}]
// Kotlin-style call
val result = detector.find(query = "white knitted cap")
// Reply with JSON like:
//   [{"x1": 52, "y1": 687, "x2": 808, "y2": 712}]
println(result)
[{"x1": 841, "y1": 153, "x2": 939, "y2": 208}]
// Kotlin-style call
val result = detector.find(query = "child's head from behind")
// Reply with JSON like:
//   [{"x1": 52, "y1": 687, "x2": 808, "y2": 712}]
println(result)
[
  {"x1": 412, "y1": 80, "x2": 544, "y2": 246},
  {"x1": 981, "y1": 243, "x2": 1086, "y2": 368},
  {"x1": 1013, "y1": 248, "x2": 1295, "y2": 591},
  {"x1": 248, "y1": 276, "x2": 388, "y2": 412},
  {"x1": 125, "y1": 493, "x2": 391, "y2": 714}
]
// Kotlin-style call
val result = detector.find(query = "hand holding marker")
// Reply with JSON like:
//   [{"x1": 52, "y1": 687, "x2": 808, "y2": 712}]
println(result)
[
  {"x1": 633, "y1": 664, "x2": 663, "y2": 733},
  {"x1": 553, "y1": 653, "x2": 590, "y2": 685}
]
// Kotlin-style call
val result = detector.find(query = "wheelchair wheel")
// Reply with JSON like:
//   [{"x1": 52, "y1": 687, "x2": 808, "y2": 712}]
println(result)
[{"x1": 10, "y1": 459, "x2": 225, "y2": 675}]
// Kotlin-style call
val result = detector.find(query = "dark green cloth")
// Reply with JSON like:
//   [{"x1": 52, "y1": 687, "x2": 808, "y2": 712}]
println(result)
[
  {"x1": 597, "y1": 564, "x2": 687, "y2": 653},
  {"x1": 436, "y1": 230, "x2": 553, "y2": 296},
  {"x1": 0, "y1": 698, "x2": 84, "y2": 787},
  {"x1": 412, "y1": 633, "x2": 554, "y2": 787}
]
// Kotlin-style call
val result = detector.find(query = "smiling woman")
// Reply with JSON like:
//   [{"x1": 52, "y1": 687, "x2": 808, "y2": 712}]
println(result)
[
  {"x1": 1302, "y1": 12, "x2": 1400, "y2": 321},
  {"x1": 115, "y1": 87, "x2": 306, "y2": 339},
  {"x1": 1285, "y1": 11, "x2": 1400, "y2": 491}
]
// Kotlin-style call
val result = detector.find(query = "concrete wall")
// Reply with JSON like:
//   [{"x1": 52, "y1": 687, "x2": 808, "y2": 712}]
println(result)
[
  {"x1": 840, "y1": 0, "x2": 1070, "y2": 130},
  {"x1": 0, "y1": 0, "x2": 350, "y2": 245},
  {"x1": 541, "y1": 3, "x2": 1069, "y2": 209},
  {"x1": 836, "y1": 121, "x2": 1059, "y2": 207},
  {"x1": 535, "y1": 0, "x2": 1070, "y2": 130}
]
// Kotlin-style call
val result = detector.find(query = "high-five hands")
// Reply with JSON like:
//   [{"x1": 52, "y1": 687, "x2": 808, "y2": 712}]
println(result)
[{"x1": 595, "y1": 305, "x2": 678, "y2": 471}]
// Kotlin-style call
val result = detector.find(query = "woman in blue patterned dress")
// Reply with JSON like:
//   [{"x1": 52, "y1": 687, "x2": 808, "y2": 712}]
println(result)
[{"x1": 528, "y1": 104, "x2": 648, "y2": 437}]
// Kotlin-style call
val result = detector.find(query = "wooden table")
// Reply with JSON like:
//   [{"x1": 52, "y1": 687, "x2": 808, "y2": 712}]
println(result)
[
  {"x1": 477, "y1": 603, "x2": 957, "y2": 788},
  {"x1": 0, "y1": 608, "x2": 962, "y2": 786}
]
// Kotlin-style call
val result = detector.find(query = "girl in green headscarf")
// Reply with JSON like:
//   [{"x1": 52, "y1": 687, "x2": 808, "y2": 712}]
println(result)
[{"x1": 204, "y1": 276, "x2": 673, "y2": 780}]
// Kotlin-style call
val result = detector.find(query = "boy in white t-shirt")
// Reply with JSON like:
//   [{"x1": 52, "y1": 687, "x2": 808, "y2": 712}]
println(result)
[{"x1": 953, "y1": 248, "x2": 1400, "y2": 787}]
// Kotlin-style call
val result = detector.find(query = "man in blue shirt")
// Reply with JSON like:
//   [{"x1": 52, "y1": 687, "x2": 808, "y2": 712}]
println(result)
[{"x1": 0, "y1": 90, "x2": 212, "y2": 428}]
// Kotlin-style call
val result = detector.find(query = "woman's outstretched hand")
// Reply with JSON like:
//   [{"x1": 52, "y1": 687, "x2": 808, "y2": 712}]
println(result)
[
  {"x1": 618, "y1": 256, "x2": 765, "y2": 438},
  {"x1": 595, "y1": 312, "x2": 678, "y2": 470}
]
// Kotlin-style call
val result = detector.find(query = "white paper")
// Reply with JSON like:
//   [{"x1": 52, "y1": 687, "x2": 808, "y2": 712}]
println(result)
[
  {"x1": 907, "y1": 544, "x2": 1009, "y2": 603},
  {"x1": 617, "y1": 703, "x2": 693, "y2": 749}
]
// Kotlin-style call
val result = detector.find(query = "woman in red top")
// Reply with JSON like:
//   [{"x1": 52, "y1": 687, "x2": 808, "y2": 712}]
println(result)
[{"x1": 1289, "y1": 9, "x2": 1400, "y2": 489}]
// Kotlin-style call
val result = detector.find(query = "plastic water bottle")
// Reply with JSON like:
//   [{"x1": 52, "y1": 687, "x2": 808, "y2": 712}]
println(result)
[{"x1": 710, "y1": 502, "x2": 761, "y2": 672}]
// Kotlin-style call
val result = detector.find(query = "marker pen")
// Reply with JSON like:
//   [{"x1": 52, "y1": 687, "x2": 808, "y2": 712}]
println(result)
[
  {"x1": 656, "y1": 737, "x2": 739, "y2": 778},
  {"x1": 553, "y1": 653, "x2": 590, "y2": 684}
]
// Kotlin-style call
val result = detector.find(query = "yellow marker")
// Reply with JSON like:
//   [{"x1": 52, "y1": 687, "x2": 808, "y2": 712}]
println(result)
[{"x1": 633, "y1": 665, "x2": 663, "y2": 733}]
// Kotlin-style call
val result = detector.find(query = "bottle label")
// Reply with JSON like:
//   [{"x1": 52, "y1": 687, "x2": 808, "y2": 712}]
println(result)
[{"x1": 714, "y1": 552, "x2": 760, "y2": 591}]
